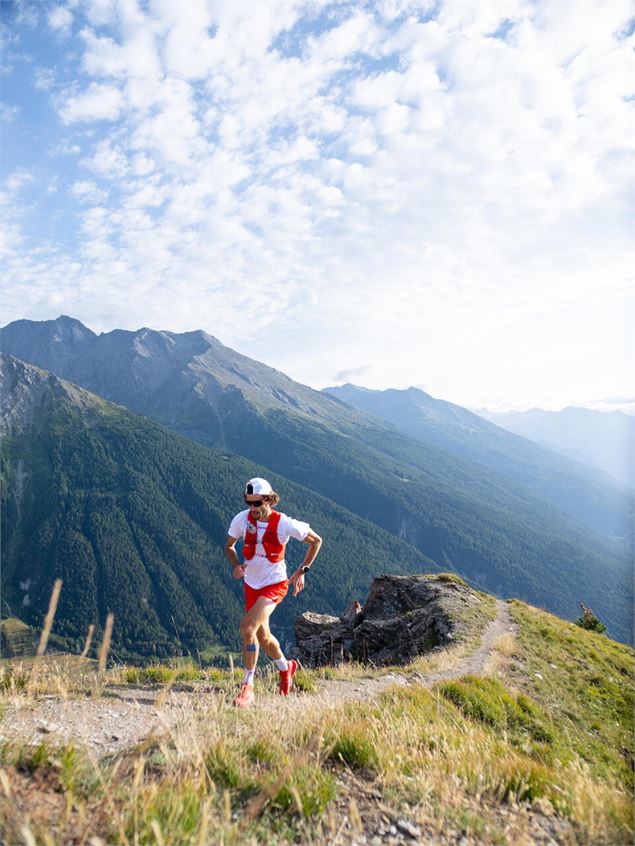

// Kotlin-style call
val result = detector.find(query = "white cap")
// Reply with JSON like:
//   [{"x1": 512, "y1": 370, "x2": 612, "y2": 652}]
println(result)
[{"x1": 244, "y1": 477, "x2": 273, "y2": 496}]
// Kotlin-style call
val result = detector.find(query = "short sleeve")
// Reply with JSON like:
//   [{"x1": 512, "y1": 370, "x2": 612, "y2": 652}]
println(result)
[
  {"x1": 228, "y1": 511, "x2": 247, "y2": 539},
  {"x1": 278, "y1": 513, "x2": 310, "y2": 542}
]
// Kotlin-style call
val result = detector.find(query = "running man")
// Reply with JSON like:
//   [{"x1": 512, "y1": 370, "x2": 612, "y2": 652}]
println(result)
[{"x1": 225, "y1": 478, "x2": 322, "y2": 708}]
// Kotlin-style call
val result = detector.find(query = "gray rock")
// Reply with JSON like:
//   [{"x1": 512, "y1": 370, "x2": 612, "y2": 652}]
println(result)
[
  {"x1": 295, "y1": 574, "x2": 482, "y2": 667},
  {"x1": 293, "y1": 611, "x2": 354, "y2": 666},
  {"x1": 396, "y1": 819, "x2": 421, "y2": 838},
  {"x1": 341, "y1": 599, "x2": 363, "y2": 625}
]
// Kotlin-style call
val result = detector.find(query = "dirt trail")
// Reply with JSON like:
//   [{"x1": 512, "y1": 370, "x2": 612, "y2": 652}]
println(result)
[
  {"x1": 260, "y1": 599, "x2": 513, "y2": 716},
  {"x1": 0, "y1": 601, "x2": 513, "y2": 757}
]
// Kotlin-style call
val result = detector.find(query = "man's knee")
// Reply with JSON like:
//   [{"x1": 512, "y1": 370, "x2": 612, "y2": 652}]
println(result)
[
  {"x1": 240, "y1": 618, "x2": 258, "y2": 641},
  {"x1": 257, "y1": 626, "x2": 272, "y2": 646}
]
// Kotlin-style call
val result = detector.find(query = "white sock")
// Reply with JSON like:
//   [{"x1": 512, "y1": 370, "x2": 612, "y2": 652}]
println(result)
[
  {"x1": 274, "y1": 657, "x2": 288, "y2": 671},
  {"x1": 242, "y1": 669, "x2": 255, "y2": 685}
]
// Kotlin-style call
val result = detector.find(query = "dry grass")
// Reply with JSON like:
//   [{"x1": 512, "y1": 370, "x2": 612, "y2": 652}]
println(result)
[
  {"x1": 1, "y1": 593, "x2": 631, "y2": 845},
  {"x1": 482, "y1": 631, "x2": 517, "y2": 676},
  {"x1": 1, "y1": 672, "x2": 630, "y2": 845},
  {"x1": 34, "y1": 579, "x2": 63, "y2": 659}
]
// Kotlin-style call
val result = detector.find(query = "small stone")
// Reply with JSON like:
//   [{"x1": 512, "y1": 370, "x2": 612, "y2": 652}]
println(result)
[
  {"x1": 389, "y1": 825, "x2": 397, "y2": 835},
  {"x1": 396, "y1": 819, "x2": 421, "y2": 838},
  {"x1": 37, "y1": 721, "x2": 60, "y2": 733},
  {"x1": 532, "y1": 797, "x2": 554, "y2": 816}
]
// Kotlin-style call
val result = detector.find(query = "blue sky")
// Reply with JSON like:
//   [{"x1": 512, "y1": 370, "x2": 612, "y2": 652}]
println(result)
[{"x1": 1, "y1": 0, "x2": 633, "y2": 412}]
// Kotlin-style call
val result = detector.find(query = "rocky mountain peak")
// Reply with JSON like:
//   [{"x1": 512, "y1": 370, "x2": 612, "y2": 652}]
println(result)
[
  {"x1": 0, "y1": 354, "x2": 103, "y2": 435},
  {"x1": 0, "y1": 316, "x2": 97, "y2": 379}
]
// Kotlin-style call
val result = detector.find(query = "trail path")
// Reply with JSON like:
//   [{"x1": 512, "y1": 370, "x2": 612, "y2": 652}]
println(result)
[
  {"x1": 2, "y1": 602, "x2": 576, "y2": 845},
  {"x1": 294, "y1": 599, "x2": 512, "y2": 709},
  {"x1": 0, "y1": 601, "x2": 512, "y2": 757}
]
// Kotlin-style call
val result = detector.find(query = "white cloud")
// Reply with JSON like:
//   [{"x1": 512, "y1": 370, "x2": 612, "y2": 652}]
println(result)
[
  {"x1": 5, "y1": 169, "x2": 33, "y2": 193},
  {"x1": 3, "y1": 0, "x2": 634, "y2": 410},
  {"x1": 81, "y1": 25, "x2": 162, "y2": 80},
  {"x1": 154, "y1": 0, "x2": 216, "y2": 81},
  {"x1": 0, "y1": 102, "x2": 19, "y2": 122},
  {"x1": 85, "y1": 0, "x2": 117, "y2": 27},
  {"x1": 70, "y1": 180, "x2": 109, "y2": 203},
  {"x1": 82, "y1": 138, "x2": 129, "y2": 177},
  {"x1": 131, "y1": 154, "x2": 155, "y2": 176},
  {"x1": 52, "y1": 142, "x2": 82, "y2": 156},
  {"x1": 48, "y1": 6, "x2": 74, "y2": 35},
  {"x1": 34, "y1": 67, "x2": 56, "y2": 91},
  {"x1": 59, "y1": 82, "x2": 124, "y2": 123}
]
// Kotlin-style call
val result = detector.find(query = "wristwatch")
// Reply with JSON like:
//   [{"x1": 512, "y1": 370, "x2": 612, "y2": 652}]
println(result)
[{"x1": 300, "y1": 565, "x2": 311, "y2": 575}]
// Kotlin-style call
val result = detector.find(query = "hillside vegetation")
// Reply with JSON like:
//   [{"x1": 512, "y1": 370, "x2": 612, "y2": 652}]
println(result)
[
  {"x1": 0, "y1": 589, "x2": 632, "y2": 845},
  {"x1": 2, "y1": 319, "x2": 632, "y2": 643},
  {"x1": 1, "y1": 359, "x2": 431, "y2": 659}
]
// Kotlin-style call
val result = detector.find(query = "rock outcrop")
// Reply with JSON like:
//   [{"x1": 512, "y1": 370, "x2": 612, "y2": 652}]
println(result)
[{"x1": 294, "y1": 573, "x2": 483, "y2": 667}]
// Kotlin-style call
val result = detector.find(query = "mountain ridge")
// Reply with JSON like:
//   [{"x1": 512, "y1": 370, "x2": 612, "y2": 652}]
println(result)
[
  {"x1": 479, "y1": 405, "x2": 634, "y2": 486},
  {"x1": 1, "y1": 318, "x2": 632, "y2": 643},
  {"x1": 323, "y1": 382, "x2": 632, "y2": 541}
]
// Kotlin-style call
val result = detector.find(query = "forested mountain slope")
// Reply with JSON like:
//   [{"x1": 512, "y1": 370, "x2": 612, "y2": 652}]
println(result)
[
  {"x1": 0, "y1": 355, "x2": 431, "y2": 659},
  {"x1": 1, "y1": 319, "x2": 632, "y2": 642}
]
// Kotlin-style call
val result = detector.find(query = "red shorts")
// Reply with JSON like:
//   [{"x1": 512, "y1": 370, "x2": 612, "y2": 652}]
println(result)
[{"x1": 244, "y1": 579, "x2": 289, "y2": 613}]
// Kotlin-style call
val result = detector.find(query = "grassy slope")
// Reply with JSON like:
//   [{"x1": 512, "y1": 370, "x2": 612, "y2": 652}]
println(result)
[{"x1": 0, "y1": 585, "x2": 632, "y2": 845}]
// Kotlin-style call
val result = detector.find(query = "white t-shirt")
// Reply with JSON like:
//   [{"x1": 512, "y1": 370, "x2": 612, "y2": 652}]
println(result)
[{"x1": 227, "y1": 510, "x2": 311, "y2": 589}]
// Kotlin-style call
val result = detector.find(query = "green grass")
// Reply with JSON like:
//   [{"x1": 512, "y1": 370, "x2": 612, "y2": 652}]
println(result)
[
  {"x1": 1, "y1": 594, "x2": 633, "y2": 845},
  {"x1": 0, "y1": 618, "x2": 37, "y2": 658},
  {"x1": 327, "y1": 719, "x2": 380, "y2": 771},
  {"x1": 507, "y1": 601, "x2": 634, "y2": 789},
  {"x1": 439, "y1": 676, "x2": 555, "y2": 747},
  {"x1": 120, "y1": 664, "x2": 205, "y2": 685},
  {"x1": 435, "y1": 572, "x2": 469, "y2": 587}
]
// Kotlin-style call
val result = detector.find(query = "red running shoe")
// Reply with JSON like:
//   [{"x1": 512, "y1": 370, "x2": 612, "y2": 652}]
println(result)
[
  {"x1": 233, "y1": 683, "x2": 255, "y2": 708},
  {"x1": 279, "y1": 659, "x2": 298, "y2": 696}
]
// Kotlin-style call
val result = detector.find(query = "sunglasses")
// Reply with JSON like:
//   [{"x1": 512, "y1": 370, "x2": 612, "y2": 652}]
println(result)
[{"x1": 244, "y1": 498, "x2": 264, "y2": 507}]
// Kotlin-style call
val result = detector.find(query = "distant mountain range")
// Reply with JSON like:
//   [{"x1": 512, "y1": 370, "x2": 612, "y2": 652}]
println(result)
[
  {"x1": 324, "y1": 384, "x2": 632, "y2": 539},
  {"x1": 478, "y1": 407, "x2": 634, "y2": 487},
  {"x1": 323, "y1": 384, "x2": 632, "y2": 540},
  {"x1": 1, "y1": 316, "x2": 632, "y2": 645}
]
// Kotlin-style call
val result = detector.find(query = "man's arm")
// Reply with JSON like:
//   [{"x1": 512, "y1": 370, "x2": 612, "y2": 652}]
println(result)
[
  {"x1": 224, "y1": 536, "x2": 245, "y2": 579},
  {"x1": 290, "y1": 530, "x2": 322, "y2": 596}
]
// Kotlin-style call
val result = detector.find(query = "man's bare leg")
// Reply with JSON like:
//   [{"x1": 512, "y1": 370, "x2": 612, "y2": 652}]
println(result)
[
  {"x1": 234, "y1": 598, "x2": 279, "y2": 707},
  {"x1": 239, "y1": 597, "x2": 278, "y2": 673},
  {"x1": 257, "y1": 614, "x2": 298, "y2": 696},
  {"x1": 257, "y1": 620, "x2": 283, "y2": 661}
]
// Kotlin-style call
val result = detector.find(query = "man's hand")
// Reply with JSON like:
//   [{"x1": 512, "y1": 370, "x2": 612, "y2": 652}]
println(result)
[
  {"x1": 290, "y1": 571, "x2": 305, "y2": 596},
  {"x1": 232, "y1": 564, "x2": 246, "y2": 580}
]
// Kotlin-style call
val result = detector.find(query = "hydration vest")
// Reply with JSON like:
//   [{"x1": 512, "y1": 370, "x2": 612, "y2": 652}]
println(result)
[{"x1": 243, "y1": 511, "x2": 286, "y2": 563}]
